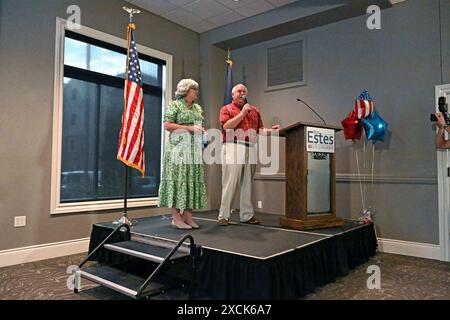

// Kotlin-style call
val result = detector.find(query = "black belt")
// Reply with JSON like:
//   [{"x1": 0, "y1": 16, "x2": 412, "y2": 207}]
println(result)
[{"x1": 224, "y1": 140, "x2": 255, "y2": 147}]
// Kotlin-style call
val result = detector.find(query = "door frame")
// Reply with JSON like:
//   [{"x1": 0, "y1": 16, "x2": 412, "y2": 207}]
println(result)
[{"x1": 436, "y1": 84, "x2": 450, "y2": 262}]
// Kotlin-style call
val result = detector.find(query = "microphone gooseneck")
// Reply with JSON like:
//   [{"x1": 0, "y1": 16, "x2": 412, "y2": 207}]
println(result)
[{"x1": 296, "y1": 98, "x2": 326, "y2": 125}]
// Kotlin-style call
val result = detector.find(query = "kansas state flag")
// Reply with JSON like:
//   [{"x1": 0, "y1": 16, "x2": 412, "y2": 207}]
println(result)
[{"x1": 224, "y1": 54, "x2": 233, "y2": 105}]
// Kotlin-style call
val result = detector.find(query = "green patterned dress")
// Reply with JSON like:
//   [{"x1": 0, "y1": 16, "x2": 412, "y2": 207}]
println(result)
[{"x1": 158, "y1": 99, "x2": 207, "y2": 209}]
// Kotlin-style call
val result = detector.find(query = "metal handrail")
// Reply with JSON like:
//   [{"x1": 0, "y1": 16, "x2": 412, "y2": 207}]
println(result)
[
  {"x1": 137, "y1": 234, "x2": 196, "y2": 297},
  {"x1": 79, "y1": 223, "x2": 130, "y2": 268}
]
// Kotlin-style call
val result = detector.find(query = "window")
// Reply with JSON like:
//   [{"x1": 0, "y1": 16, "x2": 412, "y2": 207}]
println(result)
[
  {"x1": 51, "y1": 19, "x2": 173, "y2": 214},
  {"x1": 265, "y1": 38, "x2": 307, "y2": 92}
]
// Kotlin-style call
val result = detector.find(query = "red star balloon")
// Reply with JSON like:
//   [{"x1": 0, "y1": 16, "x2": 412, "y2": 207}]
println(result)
[{"x1": 341, "y1": 110, "x2": 362, "y2": 141}]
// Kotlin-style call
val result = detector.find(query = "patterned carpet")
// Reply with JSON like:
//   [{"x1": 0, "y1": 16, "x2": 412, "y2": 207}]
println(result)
[{"x1": 0, "y1": 252, "x2": 449, "y2": 300}]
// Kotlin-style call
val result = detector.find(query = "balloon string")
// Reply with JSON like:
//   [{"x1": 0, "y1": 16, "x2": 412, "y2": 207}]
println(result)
[
  {"x1": 372, "y1": 143, "x2": 375, "y2": 187},
  {"x1": 355, "y1": 148, "x2": 365, "y2": 211},
  {"x1": 363, "y1": 140, "x2": 366, "y2": 208},
  {"x1": 372, "y1": 223, "x2": 380, "y2": 254},
  {"x1": 371, "y1": 143, "x2": 375, "y2": 212}
]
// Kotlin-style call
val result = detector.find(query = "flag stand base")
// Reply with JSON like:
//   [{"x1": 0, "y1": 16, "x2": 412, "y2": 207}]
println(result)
[{"x1": 112, "y1": 214, "x2": 138, "y2": 227}]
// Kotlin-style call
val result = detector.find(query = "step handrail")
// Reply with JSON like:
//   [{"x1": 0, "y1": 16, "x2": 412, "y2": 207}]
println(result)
[
  {"x1": 79, "y1": 223, "x2": 130, "y2": 268},
  {"x1": 137, "y1": 234, "x2": 196, "y2": 297}
]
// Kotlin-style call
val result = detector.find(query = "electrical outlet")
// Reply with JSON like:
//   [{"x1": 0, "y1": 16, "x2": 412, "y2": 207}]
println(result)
[
  {"x1": 14, "y1": 216, "x2": 26, "y2": 228},
  {"x1": 258, "y1": 201, "x2": 263, "y2": 209}
]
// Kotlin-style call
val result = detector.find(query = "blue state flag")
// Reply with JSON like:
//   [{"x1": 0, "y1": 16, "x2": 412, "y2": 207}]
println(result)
[{"x1": 224, "y1": 54, "x2": 233, "y2": 105}]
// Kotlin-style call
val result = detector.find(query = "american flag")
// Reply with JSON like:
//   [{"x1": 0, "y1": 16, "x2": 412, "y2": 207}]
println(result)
[
  {"x1": 355, "y1": 90, "x2": 374, "y2": 119},
  {"x1": 117, "y1": 24, "x2": 145, "y2": 176}
]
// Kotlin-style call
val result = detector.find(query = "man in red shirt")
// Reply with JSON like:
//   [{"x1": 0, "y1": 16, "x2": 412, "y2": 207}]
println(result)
[{"x1": 218, "y1": 84, "x2": 280, "y2": 226}]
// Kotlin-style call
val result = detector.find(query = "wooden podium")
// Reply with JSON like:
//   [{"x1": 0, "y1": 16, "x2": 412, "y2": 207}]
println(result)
[{"x1": 279, "y1": 122, "x2": 344, "y2": 230}]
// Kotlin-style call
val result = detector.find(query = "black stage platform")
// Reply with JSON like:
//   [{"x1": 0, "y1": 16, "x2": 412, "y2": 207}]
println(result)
[{"x1": 88, "y1": 211, "x2": 378, "y2": 299}]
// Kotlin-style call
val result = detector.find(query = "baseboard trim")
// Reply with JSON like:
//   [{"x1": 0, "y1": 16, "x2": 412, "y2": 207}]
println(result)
[
  {"x1": 337, "y1": 174, "x2": 437, "y2": 185},
  {"x1": 0, "y1": 238, "x2": 90, "y2": 268},
  {"x1": 378, "y1": 238, "x2": 442, "y2": 260},
  {"x1": 254, "y1": 173, "x2": 437, "y2": 185}
]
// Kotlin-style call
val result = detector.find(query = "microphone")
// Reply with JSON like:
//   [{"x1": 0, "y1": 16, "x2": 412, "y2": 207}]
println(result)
[
  {"x1": 242, "y1": 95, "x2": 248, "y2": 104},
  {"x1": 296, "y1": 98, "x2": 326, "y2": 125}
]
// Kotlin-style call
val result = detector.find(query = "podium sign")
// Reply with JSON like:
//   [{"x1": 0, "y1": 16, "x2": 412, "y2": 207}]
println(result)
[
  {"x1": 279, "y1": 122, "x2": 343, "y2": 230},
  {"x1": 306, "y1": 126, "x2": 335, "y2": 153}
]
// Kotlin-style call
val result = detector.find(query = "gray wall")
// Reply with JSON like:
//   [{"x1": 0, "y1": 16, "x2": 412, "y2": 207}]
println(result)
[
  {"x1": 1, "y1": 0, "x2": 448, "y2": 252},
  {"x1": 0, "y1": 0, "x2": 200, "y2": 251},
  {"x1": 200, "y1": 0, "x2": 449, "y2": 244},
  {"x1": 198, "y1": 43, "x2": 226, "y2": 210},
  {"x1": 442, "y1": 0, "x2": 450, "y2": 83}
]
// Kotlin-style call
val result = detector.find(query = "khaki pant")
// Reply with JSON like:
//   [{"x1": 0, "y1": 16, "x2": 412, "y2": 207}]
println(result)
[{"x1": 218, "y1": 142, "x2": 256, "y2": 222}]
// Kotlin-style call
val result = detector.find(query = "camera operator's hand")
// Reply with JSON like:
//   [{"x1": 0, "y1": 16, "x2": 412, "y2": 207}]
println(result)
[
  {"x1": 436, "y1": 112, "x2": 447, "y2": 129},
  {"x1": 435, "y1": 112, "x2": 450, "y2": 148}
]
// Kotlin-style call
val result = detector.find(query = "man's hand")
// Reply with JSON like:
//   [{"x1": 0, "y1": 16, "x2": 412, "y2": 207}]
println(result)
[
  {"x1": 268, "y1": 125, "x2": 280, "y2": 135},
  {"x1": 241, "y1": 104, "x2": 251, "y2": 116},
  {"x1": 261, "y1": 124, "x2": 280, "y2": 136},
  {"x1": 436, "y1": 112, "x2": 447, "y2": 129},
  {"x1": 223, "y1": 105, "x2": 250, "y2": 130}
]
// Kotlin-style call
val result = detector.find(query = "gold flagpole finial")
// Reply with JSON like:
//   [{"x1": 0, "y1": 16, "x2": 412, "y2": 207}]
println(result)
[
  {"x1": 226, "y1": 48, "x2": 233, "y2": 66},
  {"x1": 122, "y1": 6, "x2": 141, "y2": 23}
]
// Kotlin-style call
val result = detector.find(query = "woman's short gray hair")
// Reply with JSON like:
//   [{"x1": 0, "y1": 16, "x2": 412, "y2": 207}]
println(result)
[{"x1": 175, "y1": 79, "x2": 199, "y2": 99}]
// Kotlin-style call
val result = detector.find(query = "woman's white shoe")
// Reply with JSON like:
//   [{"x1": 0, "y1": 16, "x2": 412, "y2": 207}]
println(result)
[
  {"x1": 171, "y1": 220, "x2": 192, "y2": 230},
  {"x1": 185, "y1": 220, "x2": 199, "y2": 229}
]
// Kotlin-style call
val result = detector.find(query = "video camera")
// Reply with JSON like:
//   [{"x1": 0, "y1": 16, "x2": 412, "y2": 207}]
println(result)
[{"x1": 430, "y1": 96, "x2": 450, "y2": 125}]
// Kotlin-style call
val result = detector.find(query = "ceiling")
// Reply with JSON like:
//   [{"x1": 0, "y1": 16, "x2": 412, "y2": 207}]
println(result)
[{"x1": 125, "y1": 0, "x2": 299, "y2": 33}]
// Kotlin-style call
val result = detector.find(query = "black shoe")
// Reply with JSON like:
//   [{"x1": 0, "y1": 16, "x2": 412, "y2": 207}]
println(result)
[
  {"x1": 242, "y1": 217, "x2": 260, "y2": 225},
  {"x1": 218, "y1": 218, "x2": 229, "y2": 226}
]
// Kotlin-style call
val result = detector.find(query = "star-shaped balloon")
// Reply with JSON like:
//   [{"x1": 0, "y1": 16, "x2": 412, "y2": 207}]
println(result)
[
  {"x1": 341, "y1": 110, "x2": 362, "y2": 141},
  {"x1": 355, "y1": 90, "x2": 374, "y2": 119},
  {"x1": 361, "y1": 111, "x2": 388, "y2": 143}
]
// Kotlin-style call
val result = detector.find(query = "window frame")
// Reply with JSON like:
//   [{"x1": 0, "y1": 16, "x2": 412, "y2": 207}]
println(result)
[
  {"x1": 264, "y1": 35, "x2": 307, "y2": 92},
  {"x1": 51, "y1": 18, "x2": 172, "y2": 215}
]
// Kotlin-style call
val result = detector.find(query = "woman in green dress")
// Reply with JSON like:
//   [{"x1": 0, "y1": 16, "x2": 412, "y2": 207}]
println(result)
[{"x1": 158, "y1": 79, "x2": 207, "y2": 229}]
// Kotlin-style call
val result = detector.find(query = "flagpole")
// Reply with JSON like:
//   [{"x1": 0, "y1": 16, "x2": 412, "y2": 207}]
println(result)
[{"x1": 113, "y1": 7, "x2": 141, "y2": 227}]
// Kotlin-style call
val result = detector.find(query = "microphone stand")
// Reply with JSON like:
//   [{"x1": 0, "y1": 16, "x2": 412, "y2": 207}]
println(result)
[{"x1": 297, "y1": 98, "x2": 326, "y2": 125}]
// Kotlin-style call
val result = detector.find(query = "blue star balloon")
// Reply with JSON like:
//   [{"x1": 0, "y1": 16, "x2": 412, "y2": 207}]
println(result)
[{"x1": 361, "y1": 111, "x2": 388, "y2": 142}]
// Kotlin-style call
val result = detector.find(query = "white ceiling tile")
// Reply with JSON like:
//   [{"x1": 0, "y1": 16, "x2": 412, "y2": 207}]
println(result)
[
  {"x1": 162, "y1": 8, "x2": 203, "y2": 26},
  {"x1": 166, "y1": 0, "x2": 197, "y2": 7},
  {"x1": 124, "y1": 0, "x2": 298, "y2": 33},
  {"x1": 183, "y1": 0, "x2": 230, "y2": 19},
  {"x1": 266, "y1": 0, "x2": 298, "y2": 7},
  {"x1": 208, "y1": 11, "x2": 245, "y2": 26},
  {"x1": 236, "y1": 0, "x2": 275, "y2": 17},
  {"x1": 214, "y1": 0, "x2": 259, "y2": 10},
  {"x1": 128, "y1": 0, "x2": 177, "y2": 16},
  {"x1": 187, "y1": 19, "x2": 218, "y2": 33}
]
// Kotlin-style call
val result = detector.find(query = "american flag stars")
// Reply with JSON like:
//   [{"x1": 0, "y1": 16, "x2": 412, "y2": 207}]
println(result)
[{"x1": 127, "y1": 35, "x2": 142, "y2": 85}]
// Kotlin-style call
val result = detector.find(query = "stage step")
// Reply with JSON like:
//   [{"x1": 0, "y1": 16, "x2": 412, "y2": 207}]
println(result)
[
  {"x1": 104, "y1": 240, "x2": 190, "y2": 263},
  {"x1": 76, "y1": 226, "x2": 197, "y2": 299},
  {"x1": 131, "y1": 235, "x2": 191, "y2": 254},
  {"x1": 78, "y1": 265, "x2": 185, "y2": 299}
]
